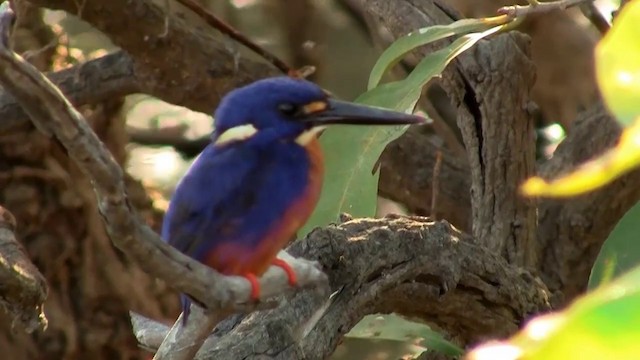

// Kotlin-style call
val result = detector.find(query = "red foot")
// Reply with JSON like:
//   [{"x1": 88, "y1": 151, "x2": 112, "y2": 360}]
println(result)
[
  {"x1": 243, "y1": 273, "x2": 260, "y2": 301},
  {"x1": 272, "y1": 258, "x2": 298, "y2": 286}
]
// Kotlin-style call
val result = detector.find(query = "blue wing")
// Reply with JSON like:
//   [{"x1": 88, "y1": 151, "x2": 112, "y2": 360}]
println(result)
[
  {"x1": 162, "y1": 144, "x2": 259, "y2": 257},
  {"x1": 162, "y1": 141, "x2": 311, "y2": 264}
]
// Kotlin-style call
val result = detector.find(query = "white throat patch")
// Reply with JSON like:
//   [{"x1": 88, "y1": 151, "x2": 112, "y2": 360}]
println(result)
[
  {"x1": 295, "y1": 126, "x2": 325, "y2": 145},
  {"x1": 214, "y1": 124, "x2": 258, "y2": 147}
]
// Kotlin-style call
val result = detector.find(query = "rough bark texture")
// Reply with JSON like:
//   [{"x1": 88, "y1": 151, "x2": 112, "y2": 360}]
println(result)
[
  {"x1": 133, "y1": 217, "x2": 551, "y2": 359},
  {"x1": 379, "y1": 102, "x2": 635, "y2": 304},
  {"x1": 0, "y1": 5, "x2": 174, "y2": 359},
  {"x1": 379, "y1": 128, "x2": 471, "y2": 232},
  {"x1": 22, "y1": 0, "x2": 279, "y2": 120}
]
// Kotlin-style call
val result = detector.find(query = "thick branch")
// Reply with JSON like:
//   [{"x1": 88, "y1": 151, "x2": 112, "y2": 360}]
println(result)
[
  {"x1": 24, "y1": 0, "x2": 279, "y2": 114},
  {"x1": 132, "y1": 217, "x2": 552, "y2": 358},
  {"x1": 0, "y1": 51, "x2": 138, "y2": 132},
  {"x1": 0, "y1": 205, "x2": 48, "y2": 332}
]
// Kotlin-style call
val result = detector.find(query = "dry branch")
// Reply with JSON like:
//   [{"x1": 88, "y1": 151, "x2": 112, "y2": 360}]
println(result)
[
  {"x1": 0, "y1": 51, "x2": 138, "y2": 132},
  {"x1": 24, "y1": 0, "x2": 279, "y2": 114},
  {"x1": 0, "y1": 205, "x2": 48, "y2": 332},
  {"x1": 132, "y1": 217, "x2": 552, "y2": 359}
]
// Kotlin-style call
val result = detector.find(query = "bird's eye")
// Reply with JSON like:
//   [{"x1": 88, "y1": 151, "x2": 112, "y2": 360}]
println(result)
[{"x1": 278, "y1": 103, "x2": 298, "y2": 116}]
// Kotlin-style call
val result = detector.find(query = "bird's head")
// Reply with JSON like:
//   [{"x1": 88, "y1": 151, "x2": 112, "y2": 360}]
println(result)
[{"x1": 212, "y1": 76, "x2": 424, "y2": 147}]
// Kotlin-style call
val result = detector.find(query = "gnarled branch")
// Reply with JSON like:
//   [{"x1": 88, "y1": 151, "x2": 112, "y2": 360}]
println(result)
[
  {"x1": 0, "y1": 205, "x2": 48, "y2": 332},
  {"x1": 132, "y1": 217, "x2": 551, "y2": 359}
]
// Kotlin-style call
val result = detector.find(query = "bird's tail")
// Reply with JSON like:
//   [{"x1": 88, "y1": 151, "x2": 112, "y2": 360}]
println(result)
[{"x1": 180, "y1": 293, "x2": 192, "y2": 326}]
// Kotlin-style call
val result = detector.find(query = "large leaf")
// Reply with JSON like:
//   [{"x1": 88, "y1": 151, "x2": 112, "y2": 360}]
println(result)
[
  {"x1": 468, "y1": 266, "x2": 640, "y2": 360},
  {"x1": 367, "y1": 15, "x2": 508, "y2": 89},
  {"x1": 300, "y1": 25, "x2": 505, "y2": 236},
  {"x1": 595, "y1": 0, "x2": 640, "y2": 127},
  {"x1": 588, "y1": 200, "x2": 640, "y2": 290}
]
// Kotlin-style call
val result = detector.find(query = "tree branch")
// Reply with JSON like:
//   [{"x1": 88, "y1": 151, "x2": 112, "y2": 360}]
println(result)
[
  {"x1": 0, "y1": 2, "x2": 327, "y2": 343},
  {"x1": 23, "y1": 0, "x2": 279, "y2": 115},
  {"x1": 132, "y1": 216, "x2": 552, "y2": 359},
  {"x1": 0, "y1": 204, "x2": 48, "y2": 333},
  {"x1": 174, "y1": 0, "x2": 291, "y2": 73},
  {"x1": 497, "y1": 0, "x2": 595, "y2": 18},
  {"x1": 0, "y1": 50, "x2": 138, "y2": 132}
]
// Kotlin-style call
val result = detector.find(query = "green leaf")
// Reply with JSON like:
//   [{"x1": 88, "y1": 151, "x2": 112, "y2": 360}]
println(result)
[
  {"x1": 595, "y1": 0, "x2": 640, "y2": 126},
  {"x1": 347, "y1": 314, "x2": 464, "y2": 358},
  {"x1": 367, "y1": 16, "x2": 507, "y2": 89},
  {"x1": 484, "y1": 266, "x2": 640, "y2": 360},
  {"x1": 588, "y1": 200, "x2": 640, "y2": 290},
  {"x1": 300, "y1": 24, "x2": 505, "y2": 236}
]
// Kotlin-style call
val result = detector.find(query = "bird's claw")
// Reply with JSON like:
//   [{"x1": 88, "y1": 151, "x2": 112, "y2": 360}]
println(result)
[
  {"x1": 272, "y1": 258, "x2": 298, "y2": 287},
  {"x1": 243, "y1": 273, "x2": 260, "y2": 301}
]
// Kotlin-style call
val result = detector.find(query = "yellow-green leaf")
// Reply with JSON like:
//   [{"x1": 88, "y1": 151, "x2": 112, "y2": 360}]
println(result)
[
  {"x1": 596, "y1": 0, "x2": 640, "y2": 127},
  {"x1": 468, "y1": 266, "x2": 640, "y2": 360},
  {"x1": 521, "y1": 120, "x2": 640, "y2": 197}
]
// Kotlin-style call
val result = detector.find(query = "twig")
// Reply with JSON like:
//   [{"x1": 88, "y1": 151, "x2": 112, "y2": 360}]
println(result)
[
  {"x1": 579, "y1": 2, "x2": 610, "y2": 35},
  {"x1": 127, "y1": 125, "x2": 209, "y2": 158},
  {"x1": 430, "y1": 150, "x2": 442, "y2": 221},
  {"x1": 0, "y1": 4, "x2": 327, "y2": 357},
  {"x1": 153, "y1": 306, "x2": 228, "y2": 360},
  {"x1": 175, "y1": 0, "x2": 291, "y2": 73},
  {"x1": 498, "y1": 0, "x2": 594, "y2": 18},
  {"x1": 0, "y1": 205, "x2": 48, "y2": 333}
]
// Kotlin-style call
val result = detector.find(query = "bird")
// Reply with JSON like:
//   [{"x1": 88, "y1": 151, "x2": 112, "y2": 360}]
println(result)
[{"x1": 161, "y1": 76, "x2": 424, "y2": 324}]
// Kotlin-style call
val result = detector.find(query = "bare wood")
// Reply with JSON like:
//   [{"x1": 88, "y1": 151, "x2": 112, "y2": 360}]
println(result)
[
  {"x1": 0, "y1": 51, "x2": 139, "y2": 132},
  {"x1": 132, "y1": 217, "x2": 552, "y2": 358},
  {"x1": 23, "y1": 0, "x2": 279, "y2": 114},
  {"x1": 0, "y1": 205, "x2": 48, "y2": 332}
]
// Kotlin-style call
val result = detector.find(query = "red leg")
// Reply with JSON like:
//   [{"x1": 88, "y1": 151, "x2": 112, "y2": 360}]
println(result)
[
  {"x1": 272, "y1": 258, "x2": 297, "y2": 286},
  {"x1": 243, "y1": 273, "x2": 260, "y2": 300}
]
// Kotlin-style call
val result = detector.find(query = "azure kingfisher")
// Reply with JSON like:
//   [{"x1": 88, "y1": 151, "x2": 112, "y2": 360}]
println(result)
[{"x1": 162, "y1": 76, "x2": 424, "y2": 324}]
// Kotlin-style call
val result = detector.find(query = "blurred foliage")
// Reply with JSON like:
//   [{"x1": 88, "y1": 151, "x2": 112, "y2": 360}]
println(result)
[
  {"x1": 521, "y1": 0, "x2": 640, "y2": 198},
  {"x1": 334, "y1": 314, "x2": 463, "y2": 359},
  {"x1": 589, "y1": 199, "x2": 640, "y2": 290},
  {"x1": 468, "y1": 266, "x2": 640, "y2": 360}
]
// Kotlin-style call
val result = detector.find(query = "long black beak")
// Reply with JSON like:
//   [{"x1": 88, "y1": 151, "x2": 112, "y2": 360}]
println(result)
[{"x1": 303, "y1": 99, "x2": 425, "y2": 126}]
